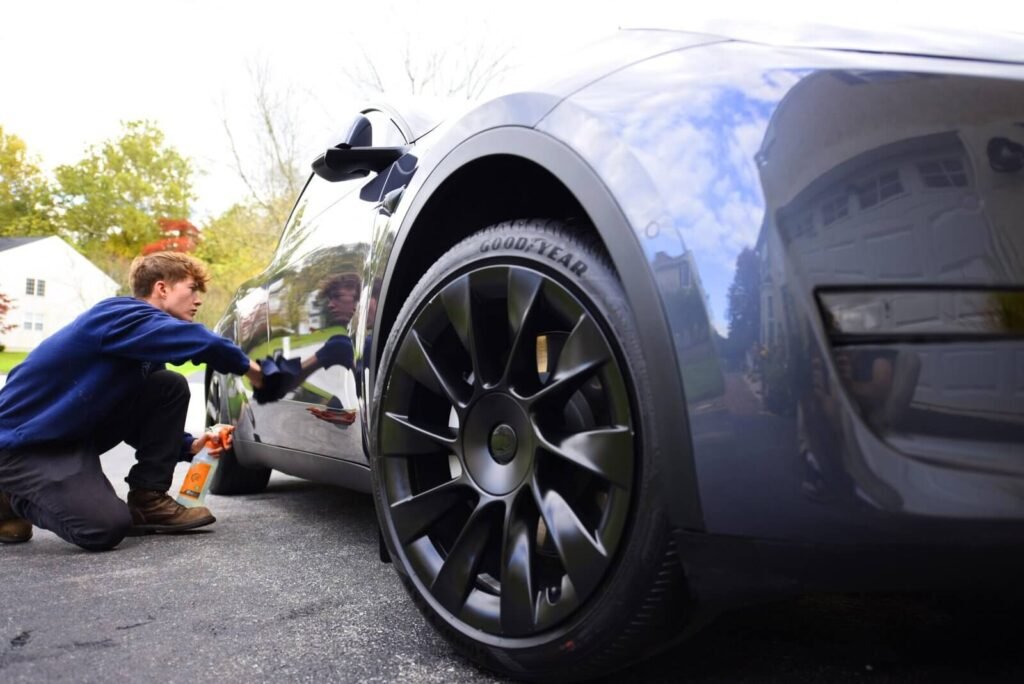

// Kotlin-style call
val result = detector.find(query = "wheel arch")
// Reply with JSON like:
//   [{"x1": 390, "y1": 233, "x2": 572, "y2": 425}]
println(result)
[{"x1": 374, "y1": 126, "x2": 705, "y2": 532}]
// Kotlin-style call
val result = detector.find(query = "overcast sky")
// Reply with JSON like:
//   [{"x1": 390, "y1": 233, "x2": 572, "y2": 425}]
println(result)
[{"x1": 1, "y1": 0, "x2": 1019, "y2": 220}]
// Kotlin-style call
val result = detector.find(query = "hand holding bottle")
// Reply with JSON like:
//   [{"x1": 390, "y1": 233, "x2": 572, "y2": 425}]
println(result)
[
  {"x1": 204, "y1": 424, "x2": 235, "y2": 456},
  {"x1": 178, "y1": 424, "x2": 235, "y2": 507},
  {"x1": 189, "y1": 424, "x2": 235, "y2": 456}
]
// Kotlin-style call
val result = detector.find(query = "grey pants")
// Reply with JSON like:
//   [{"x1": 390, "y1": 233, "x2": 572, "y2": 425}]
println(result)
[
  {"x1": 0, "y1": 441, "x2": 132, "y2": 551},
  {"x1": 0, "y1": 370, "x2": 191, "y2": 551}
]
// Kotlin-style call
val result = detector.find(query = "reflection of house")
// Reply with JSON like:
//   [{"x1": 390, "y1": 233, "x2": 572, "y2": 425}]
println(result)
[
  {"x1": 654, "y1": 250, "x2": 716, "y2": 360},
  {"x1": 652, "y1": 250, "x2": 692, "y2": 293},
  {"x1": 0, "y1": 237, "x2": 119, "y2": 351},
  {"x1": 756, "y1": 71, "x2": 1024, "y2": 418}
]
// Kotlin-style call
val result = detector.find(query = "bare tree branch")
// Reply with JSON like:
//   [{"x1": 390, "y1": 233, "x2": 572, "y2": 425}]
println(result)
[
  {"x1": 343, "y1": 34, "x2": 510, "y2": 100},
  {"x1": 220, "y1": 59, "x2": 305, "y2": 226}
]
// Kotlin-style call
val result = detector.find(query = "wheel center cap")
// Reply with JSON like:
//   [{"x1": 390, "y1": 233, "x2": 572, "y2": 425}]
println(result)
[
  {"x1": 488, "y1": 424, "x2": 518, "y2": 464},
  {"x1": 462, "y1": 394, "x2": 534, "y2": 496}
]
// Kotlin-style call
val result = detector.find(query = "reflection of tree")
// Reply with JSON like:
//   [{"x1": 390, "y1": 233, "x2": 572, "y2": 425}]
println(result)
[{"x1": 724, "y1": 247, "x2": 761, "y2": 366}]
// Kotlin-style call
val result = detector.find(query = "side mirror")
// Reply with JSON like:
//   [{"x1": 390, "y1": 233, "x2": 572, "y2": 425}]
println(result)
[
  {"x1": 311, "y1": 146, "x2": 408, "y2": 183},
  {"x1": 343, "y1": 114, "x2": 373, "y2": 148}
]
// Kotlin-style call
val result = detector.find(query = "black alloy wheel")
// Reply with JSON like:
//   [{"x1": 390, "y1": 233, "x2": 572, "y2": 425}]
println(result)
[
  {"x1": 205, "y1": 371, "x2": 271, "y2": 495},
  {"x1": 373, "y1": 221, "x2": 688, "y2": 680}
]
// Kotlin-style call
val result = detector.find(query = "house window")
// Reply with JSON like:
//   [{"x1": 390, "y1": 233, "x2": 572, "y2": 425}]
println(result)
[
  {"x1": 24, "y1": 278, "x2": 45, "y2": 296},
  {"x1": 858, "y1": 170, "x2": 905, "y2": 208},
  {"x1": 918, "y1": 158, "x2": 969, "y2": 188},
  {"x1": 821, "y1": 193, "x2": 849, "y2": 226},
  {"x1": 22, "y1": 313, "x2": 44, "y2": 332}
]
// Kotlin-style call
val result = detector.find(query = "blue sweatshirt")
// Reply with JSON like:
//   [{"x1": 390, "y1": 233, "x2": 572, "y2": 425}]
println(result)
[{"x1": 0, "y1": 297, "x2": 250, "y2": 451}]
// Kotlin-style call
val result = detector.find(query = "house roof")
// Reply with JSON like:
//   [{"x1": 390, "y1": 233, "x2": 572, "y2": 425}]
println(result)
[{"x1": 0, "y1": 236, "x2": 48, "y2": 253}]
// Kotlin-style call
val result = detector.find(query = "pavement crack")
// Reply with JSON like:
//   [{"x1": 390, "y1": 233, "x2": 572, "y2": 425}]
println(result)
[
  {"x1": 60, "y1": 638, "x2": 116, "y2": 651},
  {"x1": 116, "y1": 616, "x2": 156, "y2": 631}
]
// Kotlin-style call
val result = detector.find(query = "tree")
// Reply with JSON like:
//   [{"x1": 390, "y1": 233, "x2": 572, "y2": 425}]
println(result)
[
  {"x1": 725, "y1": 247, "x2": 761, "y2": 363},
  {"x1": 142, "y1": 217, "x2": 201, "y2": 255},
  {"x1": 343, "y1": 38, "x2": 510, "y2": 100},
  {"x1": 55, "y1": 121, "x2": 195, "y2": 261},
  {"x1": 0, "y1": 292, "x2": 16, "y2": 347},
  {"x1": 221, "y1": 62, "x2": 304, "y2": 230},
  {"x1": 0, "y1": 126, "x2": 57, "y2": 238}
]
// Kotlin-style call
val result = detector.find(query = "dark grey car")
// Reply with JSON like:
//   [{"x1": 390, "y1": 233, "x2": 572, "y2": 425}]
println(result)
[{"x1": 206, "y1": 22, "x2": 1024, "y2": 681}]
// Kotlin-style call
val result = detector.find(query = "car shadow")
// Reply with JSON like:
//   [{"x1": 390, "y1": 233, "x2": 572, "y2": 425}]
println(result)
[{"x1": 606, "y1": 592, "x2": 1024, "y2": 683}]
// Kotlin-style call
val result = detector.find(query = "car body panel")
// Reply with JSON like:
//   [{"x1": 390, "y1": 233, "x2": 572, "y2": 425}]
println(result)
[
  {"x1": 212, "y1": 28, "x2": 1024, "y2": 596},
  {"x1": 535, "y1": 40, "x2": 1024, "y2": 545}
]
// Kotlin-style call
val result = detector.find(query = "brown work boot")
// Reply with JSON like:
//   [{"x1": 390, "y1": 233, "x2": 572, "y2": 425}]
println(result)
[
  {"x1": 126, "y1": 489, "x2": 216, "y2": 535},
  {"x1": 0, "y1": 491, "x2": 32, "y2": 543}
]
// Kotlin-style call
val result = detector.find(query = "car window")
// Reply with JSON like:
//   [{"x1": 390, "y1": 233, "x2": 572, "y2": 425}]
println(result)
[{"x1": 273, "y1": 174, "x2": 353, "y2": 264}]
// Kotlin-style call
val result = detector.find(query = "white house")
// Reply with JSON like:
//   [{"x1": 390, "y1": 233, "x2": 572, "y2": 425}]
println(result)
[{"x1": 0, "y1": 236, "x2": 120, "y2": 351}]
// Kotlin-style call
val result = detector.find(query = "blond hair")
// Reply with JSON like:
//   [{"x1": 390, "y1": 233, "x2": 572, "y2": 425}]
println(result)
[{"x1": 129, "y1": 252, "x2": 210, "y2": 298}]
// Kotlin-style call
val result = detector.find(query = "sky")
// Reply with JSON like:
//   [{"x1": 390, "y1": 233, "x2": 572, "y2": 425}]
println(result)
[{"x1": 1, "y1": 0, "x2": 1020, "y2": 221}]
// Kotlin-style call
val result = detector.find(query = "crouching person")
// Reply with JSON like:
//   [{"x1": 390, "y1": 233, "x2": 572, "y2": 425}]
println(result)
[{"x1": 0, "y1": 252, "x2": 263, "y2": 551}]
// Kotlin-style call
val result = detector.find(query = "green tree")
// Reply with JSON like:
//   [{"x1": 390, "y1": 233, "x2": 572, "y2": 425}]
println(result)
[
  {"x1": 194, "y1": 202, "x2": 279, "y2": 327},
  {"x1": 55, "y1": 121, "x2": 195, "y2": 261},
  {"x1": 0, "y1": 126, "x2": 57, "y2": 237},
  {"x1": 725, "y1": 247, "x2": 761, "y2": 363}
]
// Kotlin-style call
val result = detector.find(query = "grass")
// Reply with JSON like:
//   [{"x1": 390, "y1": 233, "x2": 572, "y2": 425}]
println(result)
[
  {"x1": 0, "y1": 350, "x2": 203, "y2": 378},
  {"x1": 166, "y1": 362, "x2": 207, "y2": 378},
  {"x1": 0, "y1": 351, "x2": 29, "y2": 374}
]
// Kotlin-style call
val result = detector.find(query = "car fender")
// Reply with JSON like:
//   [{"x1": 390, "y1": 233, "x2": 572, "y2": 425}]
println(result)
[{"x1": 370, "y1": 116, "x2": 705, "y2": 533}]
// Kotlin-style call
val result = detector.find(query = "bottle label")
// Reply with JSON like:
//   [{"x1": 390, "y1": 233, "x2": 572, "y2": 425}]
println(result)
[{"x1": 179, "y1": 462, "x2": 212, "y2": 499}]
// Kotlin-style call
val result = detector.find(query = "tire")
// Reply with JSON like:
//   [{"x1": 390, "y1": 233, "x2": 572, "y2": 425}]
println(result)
[
  {"x1": 205, "y1": 371, "x2": 272, "y2": 495},
  {"x1": 371, "y1": 220, "x2": 690, "y2": 681}
]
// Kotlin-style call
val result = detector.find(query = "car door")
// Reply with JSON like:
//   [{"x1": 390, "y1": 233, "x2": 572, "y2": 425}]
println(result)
[
  {"x1": 249, "y1": 109, "x2": 409, "y2": 464},
  {"x1": 217, "y1": 279, "x2": 269, "y2": 436}
]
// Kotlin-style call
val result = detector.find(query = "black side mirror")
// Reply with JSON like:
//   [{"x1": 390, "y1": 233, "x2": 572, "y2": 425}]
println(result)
[
  {"x1": 343, "y1": 114, "x2": 373, "y2": 148},
  {"x1": 311, "y1": 146, "x2": 408, "y2": 182}
]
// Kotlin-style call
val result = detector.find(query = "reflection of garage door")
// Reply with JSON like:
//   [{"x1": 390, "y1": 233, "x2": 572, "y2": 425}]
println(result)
[
  {"x1": 915, "y1": 345, "x2": 1023, "y2": 419},
  {"x1": 802, "y1": 137, "x2": 1010, "y2": 419}
]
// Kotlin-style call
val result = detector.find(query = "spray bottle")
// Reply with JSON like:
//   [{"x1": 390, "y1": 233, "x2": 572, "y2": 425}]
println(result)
[{"x1": 177, "y1": 424, "x2": 234, "y2": 508}]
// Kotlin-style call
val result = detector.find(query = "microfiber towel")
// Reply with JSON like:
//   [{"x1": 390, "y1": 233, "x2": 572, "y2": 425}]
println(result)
[{"x1": 253, "y1": 353, "x2": 302, "y2": 404}]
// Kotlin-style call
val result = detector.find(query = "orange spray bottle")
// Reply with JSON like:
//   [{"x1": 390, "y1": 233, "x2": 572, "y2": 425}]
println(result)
[{"x1": 177, "y1": 424, "x2": 234, "y2": 508}]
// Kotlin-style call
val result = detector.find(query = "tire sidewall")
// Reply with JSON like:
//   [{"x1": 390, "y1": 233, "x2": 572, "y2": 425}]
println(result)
[{"x1": 371, "y1": 220, "x2": 676, "y2": 675}]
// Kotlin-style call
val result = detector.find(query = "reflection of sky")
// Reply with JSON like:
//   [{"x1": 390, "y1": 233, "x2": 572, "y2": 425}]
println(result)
[{"x1": 541, "y1": 44, "x2": 807, "y2": 334}]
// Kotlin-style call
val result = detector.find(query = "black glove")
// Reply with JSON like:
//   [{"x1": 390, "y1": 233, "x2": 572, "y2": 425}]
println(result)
[{"x1": 253, "y1": 353, "x2": 302, "y2": 404}]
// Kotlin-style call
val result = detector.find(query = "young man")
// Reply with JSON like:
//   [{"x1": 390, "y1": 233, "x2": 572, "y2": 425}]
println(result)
[{"x1": 0, "y1": 252, "x2": 263, "y2": 551}]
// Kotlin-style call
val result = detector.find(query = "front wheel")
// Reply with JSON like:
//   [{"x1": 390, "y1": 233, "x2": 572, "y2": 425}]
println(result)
[
  {"x1": 371, "y1": 220, "x2": 690, "y2": 681},
  {"x1": 205, "y1": 371, "x2": 271, "y2": 495}
]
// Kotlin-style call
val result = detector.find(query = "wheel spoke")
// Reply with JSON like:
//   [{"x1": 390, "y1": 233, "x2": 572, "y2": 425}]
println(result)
[
  {"x1": 537, "y1": 425, "x2": 633, "y2": 490},
  {"x1": 431, "y1": 503, "x2": 495, "y2": 615},
  {"x1": 534, "y1": 487, "x2": 609, "y2": 600},
  {"x1": 502, "y1": 269, "x2": 544, "y2": 383},
  {"x1": 527, "y1": 315, "x2": 609, "y2": 406},
  {"x1": 396, "y1": 329, "x2": 469, "y2": 408},
  {"x1": 381, "y1": 412, "x2": 456, "y2": 455},
  {"x1": 440, "y1": 274, "x2": 480, "y2": 384},
  {"x1": 390, "y1": 478, "x2": 472, "y2": 544},
  {"x1": 500, "y1": 511, "x2": 537, "y2": 635}
]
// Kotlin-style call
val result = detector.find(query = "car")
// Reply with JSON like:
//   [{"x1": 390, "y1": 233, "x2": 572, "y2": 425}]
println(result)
[{"x1": 206, "y1": 19, "x2": 1024, "y2": 681}]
